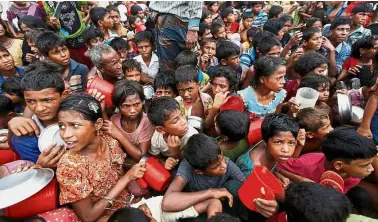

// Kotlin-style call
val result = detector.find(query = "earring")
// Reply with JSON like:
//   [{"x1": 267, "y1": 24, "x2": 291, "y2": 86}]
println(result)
[{"x1": 96, "y1": 130, "x2": 100, "y2": 136}]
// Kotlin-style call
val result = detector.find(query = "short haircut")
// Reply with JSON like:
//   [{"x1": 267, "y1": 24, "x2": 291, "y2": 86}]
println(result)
[
  {"x1": 302, "y1": 27, "x2": 321, "y2": 42},
  {"x1": 201, "y1": 7, "x2": 210, "y2": 22},
  {"x1": 252, "y1": 56, "x2": 284, "y2": 87},
  {"x1": 322, "y1": 127, "x2": 377, "y2": 162},
  {"x1": 210, "y1": 66, "x2": 238, "y2": 90},
  {"x1": 249, "y1": 1, "x2": 264, "y2": 7},
  {"x1": 35, "y1": 31, "x2": 66, "y2": 56},
  {"x1": 130, "y1": 5, "x2": 143, "y2": 15},
  {"x1": 279, "y1": 14, "x2": 293, "y2": 24},
  {"x1": 294, "y1": 51, "x2": 328, "y2": 77},
  {"x1": 153, "y1": 72, "x2": 178, "y2": 95},
  {"x1": 352, "y1": 3, "x2": 372, "y2": 14},
  {"x1": 108, "y1": 207, "x2": 149, "y2": 222},
  {"x1": 351, "y1": 36, "x2": 377, "y2": 58},
  {"x1": 216, "y1": 40, "x2": 240, "y2": 61},
  {"x1": 263, "y1": 19, "x2": 284, "y2": 36},
  {"x1": 285, "y1": 182, "x2": 351, "y2": 222},
  {"x1": 261, "y1": 113, "x2": 299, "y2": 142},
  {"x1": 134, "y1": 31, "x2": 154, "y2": 45},
  {"x1": 208, "y1": 213, "x2": 241, "y2": 222},
  {"x1": 90, "y1": 7, "x2": 108, "y2": 27},
  {"x1": 0, "y1": 95, "x2": 14, "y2": 116},
  {"x1": 269, "y1": 5, "x2": 283, "y2": 19},
  {"x1": 330, "y1": 18, "x2": 351, "y2": 30},
  {"x1": 183, "y1": 133, "x2": 221, "y2": 170},
  {"x1": 106, "y1": 5, "x2": 119, "y2": 13},
  {"x1": 295, "y1": 108, "x2": 329, "y2": 133},
  {"x1": 109, "y1": 37, "x2": 128, "y2": 52},
  {"x1": 122, "y1": 58, "x2": 142, "y2": 73},
  {"x1": 211, "y1": 22, "x2": 224, "y2": 35},
  {"x1": 242, "y1": 11, "x2": 254, "y2": 20},
  {"x1": 90, "y1": 44, "x2": 116, "y2": 67},
  {"x1": 200, "y1": 37, "x2": 217, "y2": 47},
  {"x1": 3, "y1": 76, "x2": 23, "y2": 98},
  {"x1": 82, "y1": 26, "x2": 104, "y2": 43},
  {"x1": 59, "y1": 93, "x2": 102, "y2": 123},
  {"x1": 252, "y1": 31, "x2": 275, "y2": 48},
  {"x1": 147, "y1": 96, "x2": 180, "y2": 126},
  {"x1": 21, "y1": 60, "x2": 65, "y2": 93},
  {"x1": 112, "y1": 80, "x2": 145, "y2": 106},
  {"x1": 174, "y1": 65, "x2": 198, "y2": 84},
  {"x1": 220, "y1": 7, "x2": 233, "y2": 19},
  {"x1": 0, "y1": 44, "x2": 9, "y2": 53},
  {"x1": 305, "y1": 17, "x2": 322, "y2": 28},
  {"x1": 247, "y1": 27, "x2": 259, "y2": 39},
  {"x1": 25, "y1": 29, "x2": 43, "y2": 43},
  {"x1": 216, "y1": 110, "x2": 250, "y2": 142},
  {"x1": 175, "y1": 50, "x2": 198, "y2": 67},
  {"x1": 257, "y1": 36, "x2": 281, "y2": 55},
  {"x1": 199, "y1": 23, "x2": 210, "y2": 37},
  {"x1": 129, "y1": 15, "x2": 139, "y2": 26},
  {"x1": 299, "y1": 74, "x2": 330, "y2": 90}
]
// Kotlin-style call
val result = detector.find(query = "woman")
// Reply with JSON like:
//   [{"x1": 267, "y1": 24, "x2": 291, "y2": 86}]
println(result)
[
  {"x1": 237, "y1": 56, "x2": 287, "y2": 118},
  {"x1": 56, "y1": 94, "x2": 147, "y2": 221},
  {"x1": 0, "y1": 19, "x2": 23, "y2": 66}
]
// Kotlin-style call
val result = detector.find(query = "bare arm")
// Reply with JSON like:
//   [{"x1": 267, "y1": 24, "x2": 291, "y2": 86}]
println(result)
[
  {"x1": 357, "y1": 94, "x2": 378, "y2": 138},
  {"x1": 327, "y1": 50, "x2": 338, "y2": 77}
]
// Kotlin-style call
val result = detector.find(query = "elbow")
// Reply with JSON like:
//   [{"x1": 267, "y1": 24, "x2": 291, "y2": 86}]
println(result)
[{"x1": 162, "y1": 195, "x2": 172, "y2": 212}]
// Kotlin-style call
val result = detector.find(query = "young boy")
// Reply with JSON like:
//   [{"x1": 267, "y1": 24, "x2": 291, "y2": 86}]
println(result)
[
  {"x1": 263, "y1": 19, "x2": 285, "y2": 41},
  {"x1": 82, "y1": 26, "x2": 105, "y2": 60},
  {"x1": 347, "y1": 3, "x2": 372, "y2": 46},
  {"x1": 122, "y1": 58, "x2": 142, "y2": 82},
  {"x1": 133, "y1": 31, "x2": 159, "y2": 80},
  {"x1": 109, "y1": 37, "x2": 129, "y2": 62},
  {"x1": 106, "y1": 5, "x2": 127, "y2": 36},
  {"x1": 0, "y1": 45, "x2": 24, "y2": 94},
  {"x1": 256, "y1": 36, "x2": 282, "y2": 57},
  {"x1": 295, "y1": 108, "x2": 333, "y2": 154},
  {"x1": 209, "y1": 66, "x2": 238, "y2": 98},
  {"x1": 147, "y1": 96, "x2": 198, "y2": 160},
  {"x1": 220, "y1": 7, "x2": 238, "y2": 34},
  {"x1": 35, "y1": 31, "x2": 88, "y2": 93},
  {"x1": 2, "y1": 76, "x2": 25, "y2": 114},
  {"x1": 246, "y1": 1, "x2": 268, "y2": 29},
  {"x1": 211, "y1": 22, "x2": 227, "y2": 40},
  {"x1": 199, "y1": 38, "x2": 218, "y2": 72},
  {"x1": 89, "y1": 7, "x2": 117, "y2": 44},
  {"x1": 153, "y1": 73, "x2": 178, "y2": 98},
  {"x1": 198, "y1": 23, "x2": 213, "y2": 41},
  {"x1": 268, "y1": 5, "x2": 283, "y2": 19},
  {"x1": 240, "y1": 13, "x2": 255, "y2": 49}
]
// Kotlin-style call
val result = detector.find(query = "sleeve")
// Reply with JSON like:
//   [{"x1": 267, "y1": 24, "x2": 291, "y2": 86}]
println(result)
[
  {"x1": 149, "y1": 134, "x2": 162, "y2": 156},
  {"x1": 187, "y1": 1, "x2": 202, "y2": 31},
  {"x1": 240, "y1": 52, "x2": 252, "y2": 68},
  {"x1": 56, "y1": 156, "x2": 93, "y2": 205},
  {"x1": 337, "y1": 45, "x2": 351, "y2": 73},
  {"x1": 227, "y1": 159, "x2": 246, "y2": 182},
  {"x1": 342, "y1": 57, "x2": 351, "y2": 71},
  {"x1": 275, "y1": 156, "x2": 310, "y2": 178},
  {"x1": 260, "y1": 13, "x2": 268, "y2": 26},
  {"x1": 6, "y1": 9, "x2": 16, "y2": 21},
  {"x1": 175, "y1": 160, "x2": 193, "y2": 183}
]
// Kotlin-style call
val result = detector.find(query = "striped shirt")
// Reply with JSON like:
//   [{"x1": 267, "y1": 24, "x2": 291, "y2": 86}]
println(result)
[
  {"x1": 149, "y1": 1, "x2": 203, "y2": 31},
  {"x1": 347, "y1": 26, "x2": 371, "y2": 46}
]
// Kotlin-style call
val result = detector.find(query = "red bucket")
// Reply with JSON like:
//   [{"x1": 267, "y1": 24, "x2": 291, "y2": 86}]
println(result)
[
  {"x1": 0, "y1": 149, "x2": 19, "y2": 165},
  {"x1": 238, "y1": 166, "x2": 284, "y2": 212},
  {"x1": 86, "y1": 76, "x2": 114, "y2": 107},
  {"x1": 248, "y1": 118, "x2": 263, "y2": 146},
  {"x1": 219, "y1": 96, "x2": 245, "y2": 112},
  {"x1": 137, "y1": 157, "x2": 171, "y2": 192}
]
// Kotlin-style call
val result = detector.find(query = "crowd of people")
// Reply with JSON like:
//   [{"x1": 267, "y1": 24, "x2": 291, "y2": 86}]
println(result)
[{"x1": 0, "y1": 1, "x2": 378, "y2": 222}]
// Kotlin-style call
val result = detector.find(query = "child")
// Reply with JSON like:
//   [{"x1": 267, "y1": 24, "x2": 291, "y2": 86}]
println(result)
[
  {"x1": 147, "y1": 96, "x2": 198, "y2": 160},
  {"x1": 82, "y1": 26, "x2": 105, "y2": 59},
  {"x1": 295, "y1": 108, "x2": 333, "y2": 154},
  {"x1": 220, "y1": 7, "x2": 238, "y2": 34},
  {"x1": 35, "y1": 31, "x2": 88, "y2": 93},
  {"x1": 153, "y1": 73, "x2": 178, "y2": 98},
  {"x1": 122, "y1": 58, "x2": 142, "y2": 82},
  {"x1": 246, "y1": 1, "x2": 268, "y2": 29},
  {"x1": 209, "y1": 66, "x2": 238, "y2": 98},
  {"x1": 211, "y1": 23, "x2": 226, "y2": 40},
  {"x1": 240, "y1": 12, "x2": 255, "y2": 49},
  {"x1": 215, "y1": 110, "x2": 250, "y2": 162},
  {"x1": 263, "y1": 19, "x2": 285, "y2": 41},
  {"x1": 106, "y1": 5, "x2": 127, "y2": 36},
  {"x1": 89, "y1": 7, "x2": 117, "y2": 44},
  {"x1": 199, "y1": 23, "x2": 213, "y2": 41},
  {"x1": 130, "y1": 4, "x2": 145, "y2": 21},
  {"x1": 302, "y1": 27, "x2": 323, "y2": 53},
  {"x1": 269, "y1": 5, "x2": 284, "y2": 19},
  {"x1": 206, "y1": 1, "x2": 221, "y2": 22},
  {"x1": 199, "y1": 38, "x2": 218, "y2": 72},
  {"x1": 133, "y1": 31, "x2": 159, "y2": 79},
  {"x1": 200, "y1": 7, "x2": 213, "y2": 26},
  {"x1": 2, "y1": 76, "x2": 25, "y2": 113},
  {"x1": 0, "y1": 95, "x2": 16, "y2": 149},
  {"x1": 104, "y1": 80, "x2": 154, "y2": 161},
  {"x1": 347, "y1": 3, "x2": 372, "y2": 46},
  {"x1": 0, "y1": 45, "x2": 24, "y2": 94},
  {"x1": 256, "y1": 36, "x2": 282, "y2": 57},
  {"x1": 109, "y1": 37, "x2": 129, "y2": 62}
]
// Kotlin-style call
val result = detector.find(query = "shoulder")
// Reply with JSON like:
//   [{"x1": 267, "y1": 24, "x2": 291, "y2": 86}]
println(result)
[
  {"x1": 110, "y1": 113, "x2": 121, "y2": 122},
  {"x1": 176, "y1": 159, "x2": 193, "y2": 182}
]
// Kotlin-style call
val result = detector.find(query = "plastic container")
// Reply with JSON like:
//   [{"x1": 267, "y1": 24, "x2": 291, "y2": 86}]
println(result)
[
  {"x1": 295, "y1": 87, "x2": 319, "y2": 110},
  {"x1": 0, "y1": 149, "x2": 19, "y2": 165},
  {"x1": 136, "y1": 157, "x2": 171, "y2": 192},
  {"x1": 86, "y1": 76, "x2": 114, "y2": 107},
  {"x1": 247, "y1": 118, "x2": 263, "y2": 146},
  {"x1": 238, "y1": 166, "x2": 284, "y2": 211},
  {"x1": 219, "y1": 96, "x2": 245, "y2": 112},
  {"x1": 135, "y1": 24, "x2": 146, "y2": 33}
]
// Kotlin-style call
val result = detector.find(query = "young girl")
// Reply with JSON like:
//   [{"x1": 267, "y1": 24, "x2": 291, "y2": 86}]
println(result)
[
  {"x1": 133, "y1": 31, "x2": 159, "y2": 79},
  {"x1": 107, "y1": 80, "x2": 154, "y2": 161},
  {"x1": 302, "y1": 27, "x2": 323, "y2": 53},
  {"x1": 56, "y1": 93, "x2": 147, "y2": 221},
  {"x1": 237, "y1": 56, "x2": 287, "y2": 118}
]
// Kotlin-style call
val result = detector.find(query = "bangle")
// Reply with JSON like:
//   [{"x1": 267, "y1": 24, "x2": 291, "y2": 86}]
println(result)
[{"x1": 101, "y1": 196, "x2": 114, "y2": 209}]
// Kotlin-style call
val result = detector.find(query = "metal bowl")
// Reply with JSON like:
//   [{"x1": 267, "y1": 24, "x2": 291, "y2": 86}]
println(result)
[
  {"x1": 143, "y1": 85, "x2": 155, "y2": 100},
  {"x1": 351, "y1": 106, "x2": 364, "y2": 123},
  {"x1": 38, "y1": 124, "x2": 66, "y2": 152},
  {"x1": 188, "y1": 116, "x2": 204, "y2": 132},
  {"x1": 337, "y1": 93, "x2": 352, "y2": 123}
]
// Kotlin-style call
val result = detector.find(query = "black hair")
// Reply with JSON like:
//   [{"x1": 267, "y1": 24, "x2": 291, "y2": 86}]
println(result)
[
  {"x1": 129, "y1": 15, "x2": 139, "y2": 26},
  {"x1": 108, "y1": 207, "x2": 149, "y2": 222},
  {"x1": 2, "y1": 76, "x2": 23, "y2": 98},
  {"x1": 351, "y1": 36, "x2": 377, "y2": 58},
  {"x1": 295, "y1": 108, "x2": 329, "y2": 133},
  {"x1": 19, "y1": 16, "x2": 46, "y2": 31},
  {"x1": 247, "y1": 27, "x2": 259, "y2": 39},
  {"x1": 216, "y1": 40, "x2": 240, "y2": 61},
  {"x1": 183, "y1": 133, "x2": 221, "y2": 170},
  {"x1": 199, "y1": 23, "x2": 211, "y2": 37},
  {"x1": 130, "y1": 5, "x2": 143, "y2": 15},
  {"x1": 201, "y1": 7, "x2": 210, "y2": 22},
  {"x1": 269, "y1": 5, "x2": 283, "y2": 19},
  {"x1": 59, "y1": 93, "x2": 102, "y2": 123},
  {"x1": 285, "y1": 182, "x2": 351, "y2": 222},
  {"x1": 0, "y1": 95, "x2": 14, "y2": 116},
  {"x1": 205, "y1": 1, "x2": 219, "y2": 7},
  {"x1": 174, "y1": 65, "x2": 199, "y2": 84},
  {"x1": 252, "y1": 56, "x2": 284, "y2": 87},
  {"x1": 279, "y1": 14, "x2": 293, "y2": 24},
  {"x1": 106, "y1": 5, "x2": 120, "y2": 13},
  {"x1": 330, "y1": 18, "x2": 351, "y2": 30},
  {"x1": 242, "y1": 11, "x2": 254, "y2": 20},
  {"x1": 175, "y1": 50, "x2": 198, "y2": 67},
  {"x1": 122, "y1": 58, "x2": 142, "y2": 73},
  {"x1": 113, "y1": 80, "x2": 145, "y2": 107},
  {"x1": 0, "y1": 44, "x2": 8, "y2": 53},
  {"x1": 210, "y1": 66, "x2": 238, "y2": 91},
  {"x1": 109, "y1": 37, "x2": 129, "y2": 52},
  {"x1": 263, "y1": 19, "x2": 284, "y2": 36},
  {"x1": 352, "y1": 3, "x2": 372, "y2": 14},
  {"x1": 322, "y1": 127, "x2": 377, "y2": 162},
  {"x1": 294, "y1": 51, "x2": 328, "y2": 77},
  {"x1": 200, "y1": 37, "x2": 217, "y2": 47},
  {"x1": 134, "y1": 31, "x2": 154, "y2": 45},
  {"x1": 252, "y1": 31, "x2": 275, "y2": 48},
  {"x1": 90, "y1": 7, "x2": 109, "y2": 27},
  {"x1": 211, "y1": 22, "x2": 224, "y2": 35},
  {"x1": 153, "y1": 72, "x2": 178, "y2": 95},
  {"x1": 35, "y1": 31, "x2": 66, "y2": 57},
  {"x1": 208, "y1": 213, "x2": 241, "y2": 222},
  {"x1": 220, "y1": 7, "x2": 233, "y2": 19},
  {"x1": 299, "y1": 74, "x2": 330, "y2": 90},
  {"x1": 261, "y1": 113, "x2": 299, "y2": 142},
  {"x1": 249, "y1": 1, "x2": 264, "y2": 7},
  {"x1": 216, "y1": 110, "x2": 250, "y2": 142},
  {"x1": 305, "y1": 17, "x2": 322, "y2": 28},
  {"x1": 82, "y1": 26, "x2": 104, "y2": 44},
  {"x1": 257, "y1": 36, "x2": 281, "y2": 55},
  {"x1": 22, "y1": 60, "x2": 65, "y2": 93},
  {"x1": 147, "y1": 96, "x2": 180, "y2": 126},
  {"x1": 302, "y1": 27, "x2": 322, "y2": 42}
]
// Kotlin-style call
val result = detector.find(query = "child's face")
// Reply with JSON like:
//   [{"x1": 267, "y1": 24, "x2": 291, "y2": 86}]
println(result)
[
  {"x1": 109, "y1": 10, "x2": 121, "y2": 27},
  {"x1": 352, "y1": 12, "x2": 369, "y2": 26},
  {"x1": 252, "y1": 4, "x2": 263, "y2": 13},
  {"x1": 24, "y1": 88, "x2": 63, "y2": 124},
  {"x1": 117, "y1": 49, "x2": 128, "y2": 62},
  {"x1": 225, "y1": 13, "x2": 235, "y2": 23},
  {"x1": 337, "y1": 157, "x2": 375, "y2": 179},
  {"x1": 125, "y1": 69, "x2": 141, "y2": 82},
  {"x1": 87, "y1": 37, "x2": 104, "y2": 49},
  {"x1": 202, "y1": 154, "x2": 227, "y2": 177},
  {"x1": 266, "y1": 131, "x2": 297, "y2": 163},
  {"x1": 317, "y1": 83, "x2": 330, "y2": 103},
  {"x1": 27, "y1": 39, "x2": 39, "y2": 54},
  {"x1": 312, "y1": 118, "x2": 333, "y2": 139},
  {"x1": 0, "y1": 50, "x2": 15, "y2": 72},
  {"x1": 313, "y1": 64, "x2": 328, "y2": 76},
  {"x1": 160, "y1": 109, "x2": 189, "y2": 137},
  {"x1": 304, "y1": 32, "x2": 323, "y2": 50},
  {"x1": 204, "y1": 14, "x2": 213, "y2": 25},
  {"x1": 155, "y1": 87, "x2": 176, "y2": 98},
  {"x1": 202, "y1": 29, "x2": 213, "y2": 39},
  {"x1": 177, "y1": 81, "x2": 200, "y2": 104},
  {"x1": 329, "y1": 24, "x2": 350, "y2": 44},
  {"x1": 48, "y1": 45, "x2": 70, "y2": 67},
  {"x1": 243, "y1": 18, "x2": 253, "y2": 30},
  {"x1": 260, "y1": 65, "x2": 286, "y2": 92},
  {"x1": 224, "y1": 55, "x2": 240, "y2": 68},
  {"x1": 311, "y1": 21, "x2": 323, "y2": 30},
  {"x1": 132, "y1": 17, "x2": 143, "y2": 28},
  {"x1": 201, "y1": 42, "x2": 216, "y2": 59},
  {"x1": 275, "y1": 28, "x2": 285, "y2": 41},
  {"x1": 211, "y1": 76, "x2": 230, "y2": 94},
  {"x1": 209, "y1": 2, "x2": 219, "y2": 13},
  {"x1": 102, "y1": 12, "x2": 114, "y2": 29},
  {"x1": 136, "y1": 40, "x2": 152, "y2": 58},
  {"x1": 136, "y1": 10, "x2": 145, "y2": 19},
  {"x1": 283, "y1": 21, "x2": 293, "y2": 33},
  {"x1": 119, "y1": 94, "x2": 144, "y2": 120},
  {"x1": 264, "y1": 46, "x2": 281, "y2": 57},
  {"x1": 214, "y1": 26, "x2": 226, "y2": 39}
]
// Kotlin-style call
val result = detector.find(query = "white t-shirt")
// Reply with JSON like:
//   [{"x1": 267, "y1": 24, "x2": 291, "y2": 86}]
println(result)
[
  {"x1": 133, "y1": 52, "x2": 160, "y2": 79},
  {"x1": 117, "y1": 4, "x2": 128, "y2": 22}
]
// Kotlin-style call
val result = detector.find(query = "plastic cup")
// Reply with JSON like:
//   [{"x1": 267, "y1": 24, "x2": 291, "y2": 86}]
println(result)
[
  {"x1": 135, "y1": 24, "x2": 146, "y2": 33},
  {"x1": 238, "y1": 166, "x2": 284, "y2": 211},
  {"x1": 219, "y1": 96, "x2": 245, "y2": 112},
  {"x1": 136, "y1": 157, "x2": 171, "y2": 192},
  {"x1": 295, "y1": 87, "x2": 319, "y2": 110},
  {"x1": 86, "y1": 76, "x2": 114, "y2": 107}
]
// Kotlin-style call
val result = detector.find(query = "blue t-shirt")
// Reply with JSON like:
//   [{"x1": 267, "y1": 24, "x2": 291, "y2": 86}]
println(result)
[
  {"x1": 11, "y1": 134, "x2": 40, "y2": 163},
  {"x1": 0, "y1": 66, "x2": 24, "y2": 94}
]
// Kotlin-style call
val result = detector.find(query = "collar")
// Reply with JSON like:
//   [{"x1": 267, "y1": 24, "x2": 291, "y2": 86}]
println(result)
[
  {"x1": 335, "y1": 41, "x2": 347, "y2": 53},
  {"x1": 32, "y1": 115, "x2": 45, "y2": 131},
  {"x1": 349, "y1": 25, "x2": 365, "y2": 35},
  {"x1": 69, "y1": 58, "x2": 78, "y2": 73}
]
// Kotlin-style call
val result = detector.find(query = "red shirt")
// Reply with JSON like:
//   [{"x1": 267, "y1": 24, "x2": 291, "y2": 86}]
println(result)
[
  {"x1": 276, "y1": 153, "x2": 361, "y2": 193},
  {"x1": 226, "y1": 22, "x2": 239, "y2": 34}
]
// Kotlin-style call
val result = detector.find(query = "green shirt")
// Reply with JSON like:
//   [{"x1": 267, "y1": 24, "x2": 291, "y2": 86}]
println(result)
[{"x1": 222, "y1": 139, "x2": 250, "y2": 162}]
